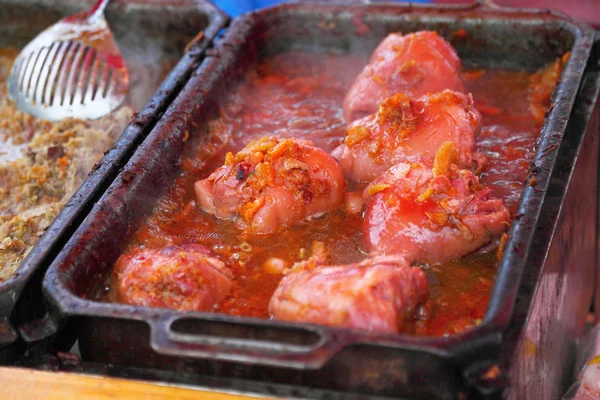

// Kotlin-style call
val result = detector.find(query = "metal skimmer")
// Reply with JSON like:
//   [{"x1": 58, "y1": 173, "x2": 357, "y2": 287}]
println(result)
[{"x1": 8, "y1": 0, "x2": 128, "y2": 121}]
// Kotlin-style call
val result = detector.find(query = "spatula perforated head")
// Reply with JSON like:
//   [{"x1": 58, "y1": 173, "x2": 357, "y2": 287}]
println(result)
[{"x1": 8, "y1": 1, "x2": 128, "y2": 121}]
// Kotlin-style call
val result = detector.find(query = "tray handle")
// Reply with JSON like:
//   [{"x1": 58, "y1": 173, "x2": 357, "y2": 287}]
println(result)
[{"x1": 149, "y1": 314, "x2": 350, "y2": 369}]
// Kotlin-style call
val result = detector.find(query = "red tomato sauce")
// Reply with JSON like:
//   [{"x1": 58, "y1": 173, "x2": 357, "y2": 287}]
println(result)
[{"x1": 104, "y1": 51, "x2": 547, "y2": 337}]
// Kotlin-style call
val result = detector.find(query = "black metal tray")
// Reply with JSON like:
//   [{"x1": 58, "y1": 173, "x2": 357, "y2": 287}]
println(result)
[
  {"x1": 501, "y1": 33, "x2": 600, "y2": 400},
  {"x1": 0, "y1": 0, "x2": 227, "y2": 361},
  {"x1": 42, "y1": 2, "x2": 600, "y2": 398}
]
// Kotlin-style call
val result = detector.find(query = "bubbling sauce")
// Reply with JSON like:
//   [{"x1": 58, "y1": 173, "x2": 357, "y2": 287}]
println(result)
[{"x1": 107, "y1": 51, "x2": 544, "y2": 336}]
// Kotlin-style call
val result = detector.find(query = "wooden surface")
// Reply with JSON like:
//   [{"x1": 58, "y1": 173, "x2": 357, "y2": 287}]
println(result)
[{"x1": 0, "y1": 367, "x2": 276, "y2": 400}]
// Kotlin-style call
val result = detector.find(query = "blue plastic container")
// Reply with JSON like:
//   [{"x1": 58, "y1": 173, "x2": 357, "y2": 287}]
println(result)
[{"x1": 216, "y1": 0, "x2": 430, "y2": 17}]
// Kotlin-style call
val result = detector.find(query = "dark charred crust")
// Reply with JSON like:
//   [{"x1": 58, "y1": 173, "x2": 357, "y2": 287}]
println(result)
[
  {"x1": 236, "y1": 164, "x2": 247, "y2": 180},
  {"x1": 300, "y1": 186, "x2": 314, "y2": 204}
]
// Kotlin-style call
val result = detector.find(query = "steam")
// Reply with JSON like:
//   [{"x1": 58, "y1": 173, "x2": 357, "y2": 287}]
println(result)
[{"x1": 107, "y1": 3, "x2": 198, "y2": 111}]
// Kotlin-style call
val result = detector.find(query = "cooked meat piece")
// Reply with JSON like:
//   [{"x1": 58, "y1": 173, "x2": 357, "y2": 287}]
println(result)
[
  {"x1": 113, "y1": 244, "x2": 233, "y2": 311},
  {"x1": 362, "y1": 143, "x2": 510, "y2": 264},
  {"x1": 269, "y1": 254, "x2": 429, "y2": 333},
  {"x1": 333, "y1": 90, "x2": 481, "y2": 182},
  {"x1": 344, "y1": 31, "x2": 464, "y2": 122},
  {"x1": 528, "y1": 53, "x2": 568, "y2": 125},
  {"x1": 195, "y1": 136, "x2": 346, "y2": 235}
]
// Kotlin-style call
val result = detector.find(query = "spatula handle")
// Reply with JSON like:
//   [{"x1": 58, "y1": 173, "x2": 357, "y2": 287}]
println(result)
[{"x1": 88, "y1": 0, "x2": 111, "y2": 21}]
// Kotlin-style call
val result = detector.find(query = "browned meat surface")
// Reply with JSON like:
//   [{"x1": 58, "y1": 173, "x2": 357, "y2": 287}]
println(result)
[
  {"x1": 333, "y1": 90, "x2": 481, "y2": 182},
  {"x1": 362, "y1": 144, "x2": 510, "y2": 264},
  {"x1": 195, "y1": 136, "x2": 346, "y2": 235},
  {"x1": 113, "y1": 244, "x2": 233, "y2": 311},
  {"x1": 528, "y1": 53, "x2": 569, "y2": 125},
  {"x1": 343, "y1": 31, "x2": 464, "y2": 122},
  {"x1": 269, "y1": 253, "x2": 429, "y2": 333}
]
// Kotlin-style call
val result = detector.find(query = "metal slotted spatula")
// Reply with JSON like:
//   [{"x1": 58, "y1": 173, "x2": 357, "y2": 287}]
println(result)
[{"x1": 8, "y1": 0, "x2": 129, "y2": 121}]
